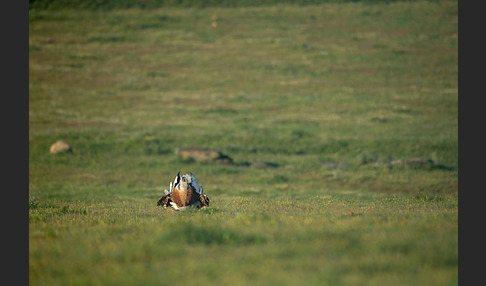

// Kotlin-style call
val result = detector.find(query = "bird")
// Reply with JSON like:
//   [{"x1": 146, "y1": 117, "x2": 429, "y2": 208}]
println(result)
[{"x1": 157, "y1": 172, "x2": 210, "y2": 211}]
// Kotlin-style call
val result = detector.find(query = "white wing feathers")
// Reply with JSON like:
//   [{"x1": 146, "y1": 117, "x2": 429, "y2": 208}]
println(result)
[{"x1": 189, "y1": 174, "x2": 203, "y2": 195}]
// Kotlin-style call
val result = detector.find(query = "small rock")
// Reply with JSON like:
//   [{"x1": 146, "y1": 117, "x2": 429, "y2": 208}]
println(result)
[
  {"x1": 178, "y1": 147, "x2": 233, "y2": 165},
  {"x1": 363, "y1": 158, "x2": 435, "y2": 169},
  {"x1": 390, "y1": 158, "x2": 434, "y2": 168},
  {"x1": 49, "y1": 140, "x2": 72, "y2": 154}
]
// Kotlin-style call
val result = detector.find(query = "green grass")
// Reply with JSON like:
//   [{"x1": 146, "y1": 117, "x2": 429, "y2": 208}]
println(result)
[
  {"x1": 29, "y1": 1, "x2": 458, "y2": 285},
  {"x1": 30, "y1": 195, "x2": 457, "y2": 285}
]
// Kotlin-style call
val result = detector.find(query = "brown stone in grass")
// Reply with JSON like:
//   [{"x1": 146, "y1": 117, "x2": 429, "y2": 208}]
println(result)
[
  {"x1": 49, "y1": 140, "x2": 73, "y2": 154},
  {"x1": 178, "y1": 147, "x2": 233, "y2": 165}
]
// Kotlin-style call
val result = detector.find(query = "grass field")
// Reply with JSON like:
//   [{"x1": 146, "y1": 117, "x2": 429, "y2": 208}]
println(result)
[{"x1": 29, "y1": 1, "x2": 458, "y2": 285}]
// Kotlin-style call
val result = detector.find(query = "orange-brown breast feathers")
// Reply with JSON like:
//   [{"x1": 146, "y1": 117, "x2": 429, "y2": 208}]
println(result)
[
  {"x1": 171, "y1": 186, "x2": 185, "y2": 207},
  {"x1": 171, "y1": 185, "x2": 197, "y2": 207}
]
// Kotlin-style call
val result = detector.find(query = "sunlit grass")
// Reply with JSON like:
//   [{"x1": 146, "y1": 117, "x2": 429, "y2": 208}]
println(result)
[
  {"x1": 29, "y1": 1, "x2": 457, "y2": 285},
  {"x1": 29, "y1": 193, "x2": 457, "y2": 285}
]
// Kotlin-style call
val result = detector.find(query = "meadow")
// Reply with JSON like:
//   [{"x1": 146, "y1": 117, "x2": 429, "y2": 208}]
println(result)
[{"x1": 29, "y1": 1, "x2": 458, "y2": 285}]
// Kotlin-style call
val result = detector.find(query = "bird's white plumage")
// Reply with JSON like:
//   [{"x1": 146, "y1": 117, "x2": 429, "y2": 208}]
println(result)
[
  {"x1": 169, "y1": 201, "x2": 188, "y2": 210},
  {"x1": 172, "y1": 174, "x2": 180, "y2": 192}
]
